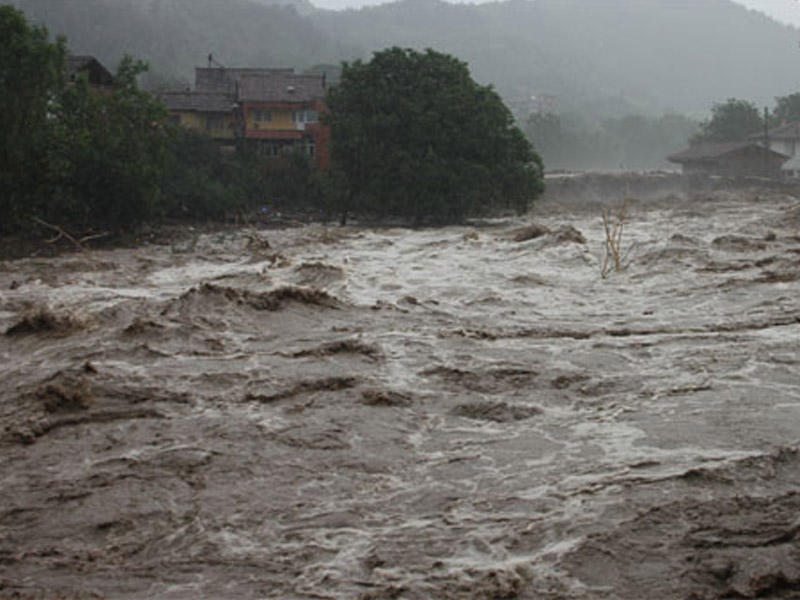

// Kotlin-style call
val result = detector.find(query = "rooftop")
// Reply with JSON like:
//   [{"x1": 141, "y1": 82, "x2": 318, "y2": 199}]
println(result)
[
  {"x1": 748, "y1": 121, "x2": 800, "y2": 141},
  {"x1": 160, "y1": 91, "x2": 237, "y2": 113},
  {"x1": 195, "y1": 67, "x2": 295, "y2": 93},
  {"x1": 237, "y1": 73, "x2": 325, "y2": 103},
  {"x1": 67, "y1": 55, "x2": 114, "y2": 86},
  {"x1": 668, "y1": 141, "x2": 788, "y2": 163}
]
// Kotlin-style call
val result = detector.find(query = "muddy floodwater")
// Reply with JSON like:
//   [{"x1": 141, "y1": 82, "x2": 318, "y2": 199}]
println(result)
[{"x1": 2, "y1": 189, "x2": 800, "y2": 599}]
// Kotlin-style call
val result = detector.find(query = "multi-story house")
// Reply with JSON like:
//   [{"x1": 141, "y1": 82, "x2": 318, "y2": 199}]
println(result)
[
  {"x1": 159, "y1": 91, "x2": 239, "y2": 144},
  {"x1": 161, "y1": 66, "x2": 330, "y2": 168}
]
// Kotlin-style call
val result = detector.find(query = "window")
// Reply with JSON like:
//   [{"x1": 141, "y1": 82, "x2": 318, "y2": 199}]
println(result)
[
  {"x1": 292, "y1": 110, "x2": 319, "y2": 124},
  {"x1": 253, "y1": 109, "x2": 272, "y2": 123},
  {"x1": 206, "y1": 115, "x2": 223, "y2": 131}
]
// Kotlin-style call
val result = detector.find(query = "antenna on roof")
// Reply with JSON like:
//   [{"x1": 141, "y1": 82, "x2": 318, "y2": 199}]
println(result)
[{"x1": 207, "y1": 53, "x2": 226, "y2": 69}]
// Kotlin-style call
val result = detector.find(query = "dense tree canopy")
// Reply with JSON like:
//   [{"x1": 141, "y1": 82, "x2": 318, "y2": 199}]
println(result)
[
  {"x1": 0, "y1": 5, "x2": 67, "y2": 227},
  {"x1": 0, "y1": 6, "x2": 174, "y2": 231},
  {"x1": 54, "y1": 56, "x2": 171, "y2": 229},
  {"x1": 694, "y1": 98, "x2": 763, "y2": 143},
  {"x1": 1, "y1": 6, "x2": 248, "y2": 233},
  {"x1": 772, "y1": 93, "x2": 800, "y2": 126},
  {"x1": 325, "y1": 47, "x2": 543, "y2": 224}
]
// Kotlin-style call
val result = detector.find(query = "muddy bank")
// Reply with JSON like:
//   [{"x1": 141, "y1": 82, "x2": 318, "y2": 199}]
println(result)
[{"x1": 1, "y1": 190, "x2": 800, "y2": 598}]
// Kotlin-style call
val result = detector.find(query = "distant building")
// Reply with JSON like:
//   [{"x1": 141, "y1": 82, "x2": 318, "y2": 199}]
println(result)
[
  {"x1": 161, "y1": 66, "x2": 330, "y2": 168},
  {"x1": 747, "y1": 122, "x2": 800, "y2": 179},
  {"x1": 194, "y1": 67, "x2": 294, "y2": 94},
  {"x1": 782, "y1": 153, "x2": 800, "y2": 180},
  {"x1": 160, "y1": 91, "x2": 238, "y2": 142},
  {"x1": 667, "y1": 141, "x2": 788, "y2": 178},
  {"x1": 507, "y1": 92, "x2": 559, "y2": 120},
  {"x1": 67, "y1": 55, "x2": 114, "y2": 89},
  {"x1": 237, "y1": 71, "x2": 329, "y2": 168}
]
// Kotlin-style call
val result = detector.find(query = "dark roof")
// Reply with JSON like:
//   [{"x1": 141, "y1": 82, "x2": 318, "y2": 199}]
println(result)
[
  {"x1": 160, "y1": 91, "x2": 236, "y2": 113},
  {"x1": 68, "y1": 55, "x2": 94, "y2": 72},
  {"x1": 67, "y1": 55, "x2": 114, "y2": 86},
  {"x1": 747, "y1": 122, "x2": 800, "y2": 141},
  {"x1": 195, "y1": 67, "x2": 295, "y2": 93},
  {"x1": 237, "y1": 73, "x2": 325, "y2": 103},
  {"x1": 668, "y1": 141, "x2": 788, "y2": 163}
]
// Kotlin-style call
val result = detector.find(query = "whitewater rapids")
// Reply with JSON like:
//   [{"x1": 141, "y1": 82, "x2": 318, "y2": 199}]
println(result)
[{"x1": 2, "y1": 188, "x2": 800, "y2": 599}]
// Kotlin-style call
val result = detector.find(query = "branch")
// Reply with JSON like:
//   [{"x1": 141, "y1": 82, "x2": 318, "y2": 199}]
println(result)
[{"x1": 32, "y1": 217, "x2": 107, "y2": 252}]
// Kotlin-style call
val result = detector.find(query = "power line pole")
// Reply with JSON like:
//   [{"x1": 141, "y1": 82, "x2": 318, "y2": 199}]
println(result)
[{"x1": 764, "y1": 106, "x2": 770, "y2": 177}]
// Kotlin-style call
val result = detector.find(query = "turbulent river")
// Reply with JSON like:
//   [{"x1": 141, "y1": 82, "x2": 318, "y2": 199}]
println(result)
[{"x1": 2, "y1": 188, "x2": 800, "y2": 599}]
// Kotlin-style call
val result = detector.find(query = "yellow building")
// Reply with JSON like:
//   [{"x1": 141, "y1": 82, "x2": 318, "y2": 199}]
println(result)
[
  {"x1": 161, "y1": 66, "x2": 330, "y2": 167},
  {"x1": 160, "y1": 91, "x2": 238, "y2": 141}
]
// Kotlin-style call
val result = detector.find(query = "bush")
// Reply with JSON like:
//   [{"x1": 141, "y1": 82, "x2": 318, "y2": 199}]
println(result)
[{"x1": 161, "y1": 129, "x2": 263, "y2": 221}]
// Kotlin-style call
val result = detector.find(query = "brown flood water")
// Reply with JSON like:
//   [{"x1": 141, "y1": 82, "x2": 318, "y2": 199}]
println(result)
[{"x1": 1, "y1": 188, "x2": 800, "y2": 599}]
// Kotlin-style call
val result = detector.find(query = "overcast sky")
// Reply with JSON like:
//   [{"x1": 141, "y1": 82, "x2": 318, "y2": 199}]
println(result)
[
  {"x1": 313, "y1": 0, "x2": 800, "y2": 26},
  {"x1": 738, "y1": 0, "x2": 800, "y2": 26}
]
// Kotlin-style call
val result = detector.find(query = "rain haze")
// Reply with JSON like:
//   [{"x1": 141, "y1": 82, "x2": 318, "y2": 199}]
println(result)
[
  {"x1": 4, "y1": 0, "x2": 800, "y2": 598},
  {"x1": 310, "y1": 0, "x2": 800, "y2": 22}
]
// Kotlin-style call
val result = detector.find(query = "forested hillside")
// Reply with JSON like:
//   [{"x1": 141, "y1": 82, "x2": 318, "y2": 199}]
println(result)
[
  {"x1": 8, "y1": 0, "x2": 799, "y2": 115},
  {"x1": 312, "y1": 0, "x2": 800, "y2": 116},
  {"x1": 6, "y1": 0, "x2": 354, "y2": 87}
]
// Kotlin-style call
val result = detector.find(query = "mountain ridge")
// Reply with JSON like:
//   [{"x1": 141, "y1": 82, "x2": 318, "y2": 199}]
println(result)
[{"x1": 7, "y1": 0, "x2": 799, "y2": 116}]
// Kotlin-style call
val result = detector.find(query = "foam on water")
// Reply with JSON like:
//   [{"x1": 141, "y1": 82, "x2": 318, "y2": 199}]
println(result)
[{"x1": 3, "y1": 191, "x2": 800, "y2": 598}]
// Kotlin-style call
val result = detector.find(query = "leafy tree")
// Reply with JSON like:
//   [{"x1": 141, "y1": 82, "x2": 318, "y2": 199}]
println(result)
[
  {"x1": 0, "y1": 5, "x2": 66, "y2": 231},
  {"x1": 53, "y1": 56, "x2": 171, "y2": 229},
  {"x1": 772, "y1": 93, "x2": 800, "y2": 125},
  {"x1": 694, "y1": 98, "x2": 763, "y2": 143},
  {"x1": 0, "y1": 6, "x2": 177, "y2": 232},
  {"x1": 325, "y1": 47, "x2": 543, "y2": 224},
  {"x1": 160, "y1": 129, "x2": 250, "y2": 221}
]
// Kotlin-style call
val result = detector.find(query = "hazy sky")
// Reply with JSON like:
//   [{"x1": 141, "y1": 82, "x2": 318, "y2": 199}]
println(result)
[
  {"x1": 313, "y1": 0, "x2": 800, "y2": 27},
  {"x1": 738, "y1": 0, "x2": 800, "y2": 26}
]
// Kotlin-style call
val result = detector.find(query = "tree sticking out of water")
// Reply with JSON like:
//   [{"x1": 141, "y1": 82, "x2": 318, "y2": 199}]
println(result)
[{"x1": 601, "y1": 201, "x2": 634, "y2": 279}]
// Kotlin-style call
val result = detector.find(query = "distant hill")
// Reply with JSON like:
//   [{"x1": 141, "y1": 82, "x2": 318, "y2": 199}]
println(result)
[
  {"x1": 6, "y1": 0, "x2": 353, "y2": 87},
  {"x1": 246, "y1": 0, "x2": 316, "y2": 16},
  {"x1": 7, "y1": 0, "x2": 800, "y2": 115},
  {"x1": 311, "y1": 0, "x2": 800, "y2": 116}
]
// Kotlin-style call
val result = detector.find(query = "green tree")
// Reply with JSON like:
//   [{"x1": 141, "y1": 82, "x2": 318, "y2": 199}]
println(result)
[
  {"x1": 325, "y1": 47, "x2": 543, "y2": 225},
  {"x1": 160, "y1": 128, "x2": 259, "y2": 221},
  {"x1": 53, "y1": 56, "x2": 171, "y2": 229},
  {"x1": 772, "y1": 93, "x2": 800, "y2": 125},
  {"x1": 0, "y1": 5, "x2": 66, "y2": 231},
  {"x1": 0, "y1": 6, "x2": 176, "y2": 232},
  {"x1": 694, "y1": 98, "x2": 763, "y2": 143}
]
